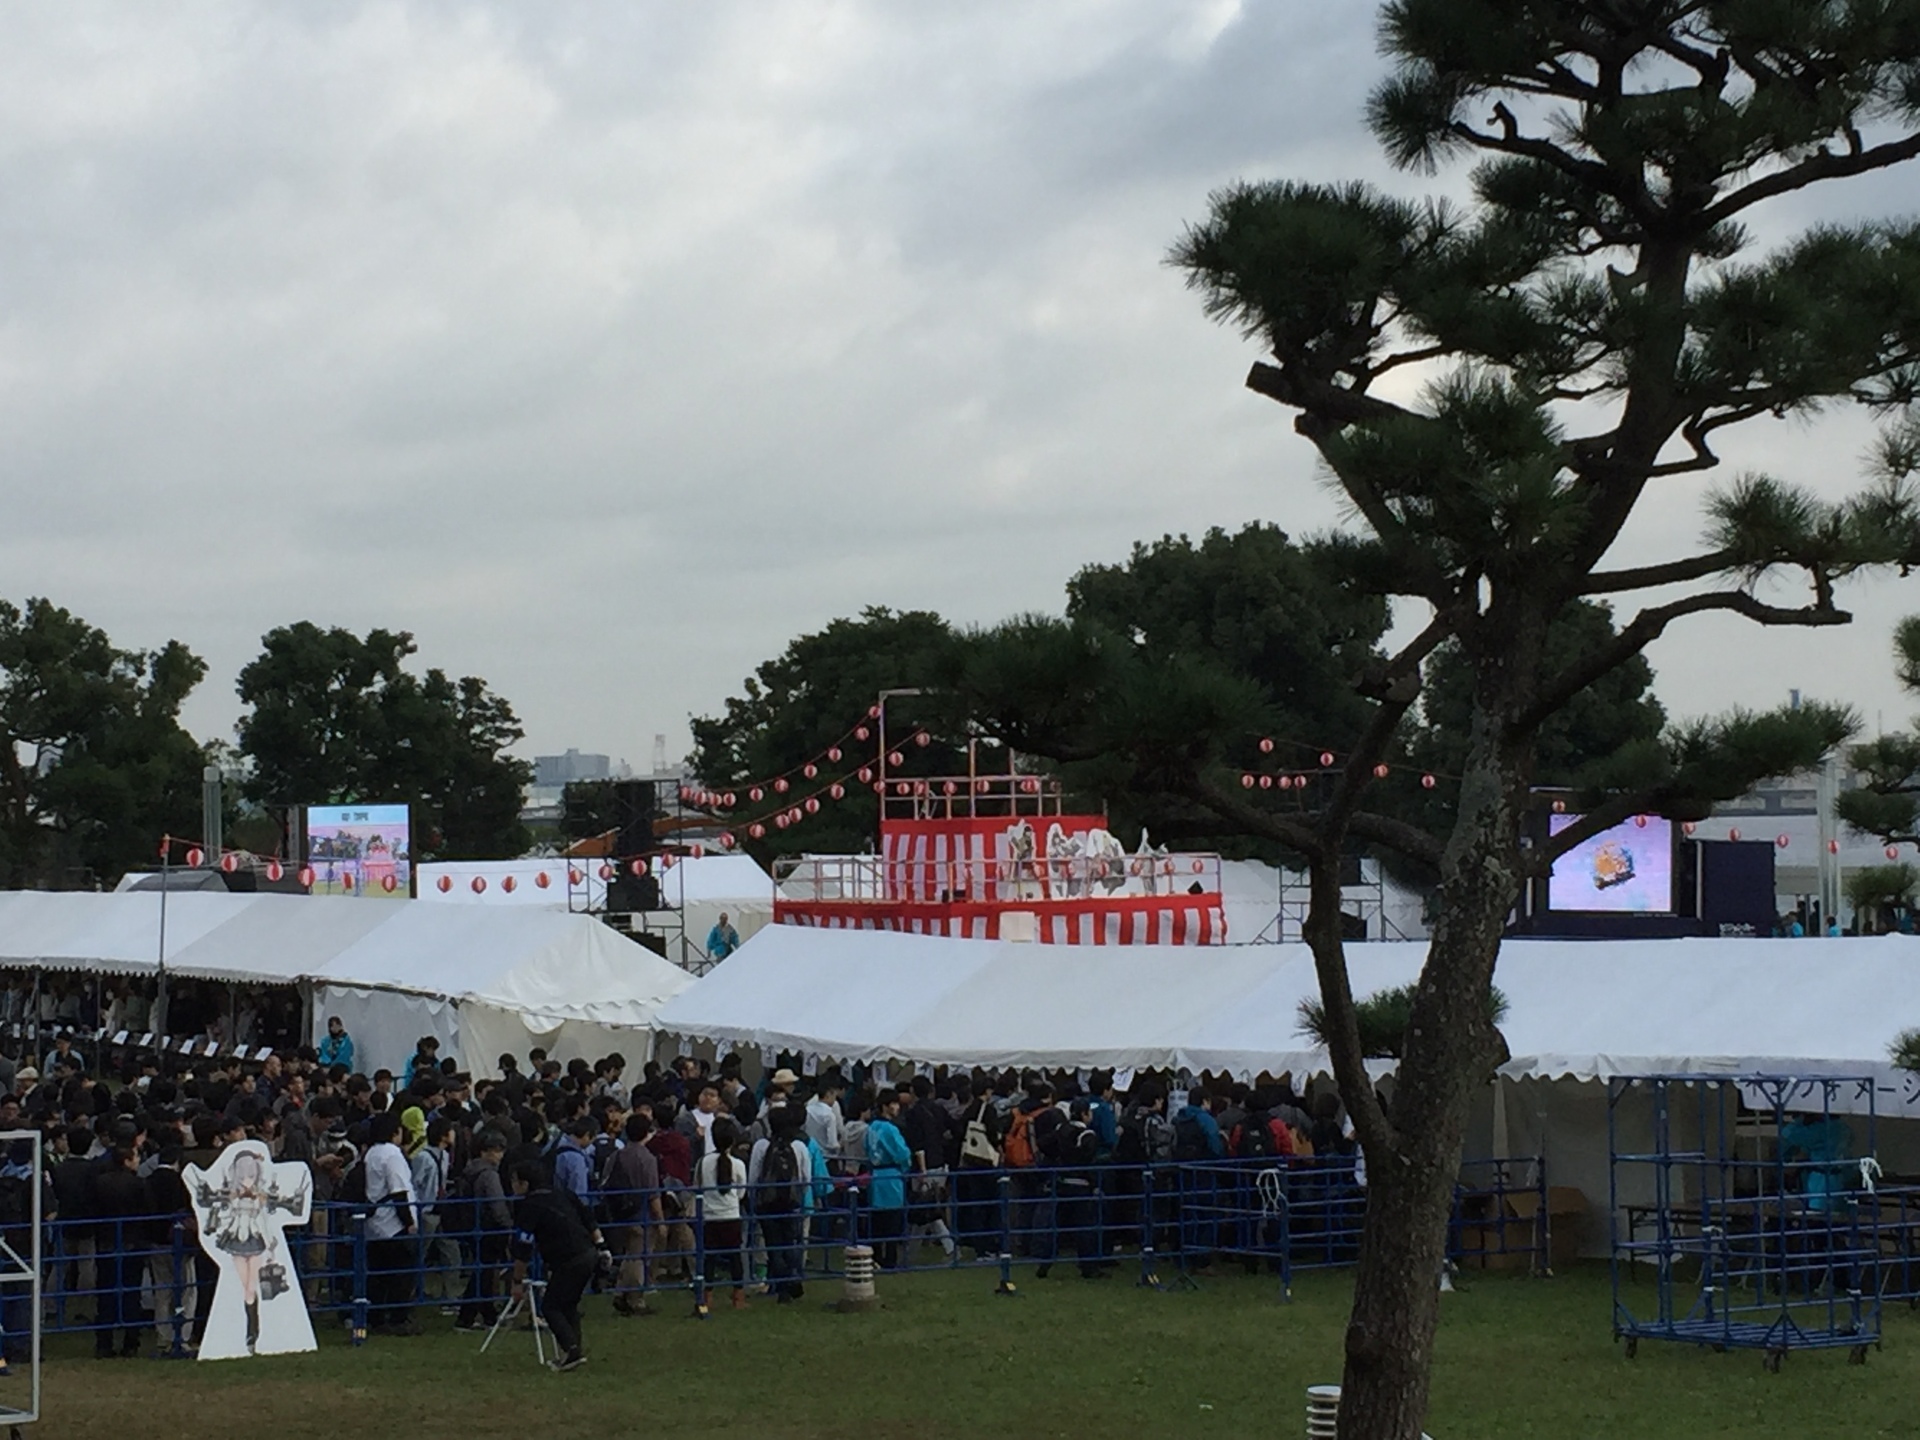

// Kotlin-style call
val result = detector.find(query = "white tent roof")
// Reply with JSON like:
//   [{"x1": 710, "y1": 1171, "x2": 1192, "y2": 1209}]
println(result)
[
  {"x1": 414, "y1": 854, "x2": 769, "y2": 911},
  {"x1": 0, "y1": 891, "x2": 692, "y2": 1028},
  {"x1": 653, "y1": 924, "x2": 1920, "y2": 1083}
]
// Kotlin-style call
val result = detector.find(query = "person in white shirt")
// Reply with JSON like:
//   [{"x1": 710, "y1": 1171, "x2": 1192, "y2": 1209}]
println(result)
[
  {"x1": 748, "y1": 1107, "x2": 814, "y2": 1303},
  {"x1": 362, "y1": 1112, "x2": 420, "y2": 1334},
  {"x1": 694, "y1": 1116, "x2": 749, "y2": 1311},
  {"x1": 804, "y1": 1077, "x2": 846, "y2": 1164}
]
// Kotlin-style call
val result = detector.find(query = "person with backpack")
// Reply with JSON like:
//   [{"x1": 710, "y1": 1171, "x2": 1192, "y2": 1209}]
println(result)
[
  {"x1": 1036, "y1": 1098, "x2": 1109, "y2": 1281},
  {"x1": 1001, "y1": 1080, "x2": 1058, "y2": 1258},
  {"x1": 954, "y1": 1087, "x2": 1006, "y2": 1257},
  {"x1": 1230, "y1": 1090, "x2": 1298, "y2": 1162},
  {"x1": 1171, "y1": 1088, "x2": 1226, "y2": 1271},
  {"x1": 453, "y1": 1130, "x2": 513, "y2": 1332},
  {"x1": 359, "y1": 1110, "x2": 420, "y2": 1335},
  {"x1": 604, "y1": 1113, "x2": 663, "y2": 1317},
  {"x1": 507, "y1": 1153, "x2": 606, "y2": 1372},
  {"x1": 747, "y1": 1104, "x2": 812, "y2": 1302}
]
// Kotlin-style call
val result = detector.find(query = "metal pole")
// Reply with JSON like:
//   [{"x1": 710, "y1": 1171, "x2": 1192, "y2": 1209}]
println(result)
[{"x1": 155, "y1": 839, "x2": 170, "y2": 1038}]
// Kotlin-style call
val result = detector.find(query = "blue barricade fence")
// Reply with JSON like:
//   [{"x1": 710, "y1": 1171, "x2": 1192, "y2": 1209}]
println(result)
[{"x1": 24, "y1": 1153, "x2": 1550, "y2": 1344}]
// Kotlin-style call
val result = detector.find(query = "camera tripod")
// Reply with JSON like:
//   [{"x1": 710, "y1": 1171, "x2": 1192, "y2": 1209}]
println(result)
[{"x1": 479, "y1": 1280, "x2": 549, "y2": 1365}]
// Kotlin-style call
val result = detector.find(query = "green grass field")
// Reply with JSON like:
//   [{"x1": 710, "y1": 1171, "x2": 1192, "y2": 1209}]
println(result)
[{"x1": 34, "y1": 1263, "x2": 1920, "y2": 1439}]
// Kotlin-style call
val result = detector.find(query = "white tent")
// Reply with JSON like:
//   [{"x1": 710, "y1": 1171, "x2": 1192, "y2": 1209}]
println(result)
[{"x1": 0, "y1": 891, "x2": 692, "y2": 1074}]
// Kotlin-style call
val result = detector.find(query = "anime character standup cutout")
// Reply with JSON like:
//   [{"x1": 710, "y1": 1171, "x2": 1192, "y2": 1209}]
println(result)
[{"x1": 185, "y1": 1140, "x2": 314, "y2": 1359}]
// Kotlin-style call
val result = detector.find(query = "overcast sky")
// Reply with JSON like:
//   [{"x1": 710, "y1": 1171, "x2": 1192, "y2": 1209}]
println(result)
[{"x1": 6, "y1": 2, "x2": 1920, "y2": 770}]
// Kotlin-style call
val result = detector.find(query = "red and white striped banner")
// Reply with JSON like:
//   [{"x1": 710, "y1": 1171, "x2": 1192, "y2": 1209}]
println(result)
[{"x1": 774, "y1": 896, "x2": 1225, "y2": 945}]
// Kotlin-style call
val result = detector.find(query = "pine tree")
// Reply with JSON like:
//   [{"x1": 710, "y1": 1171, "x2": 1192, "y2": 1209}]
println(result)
[{"x1": 1154, "y1": 7, "x2": 1920, "y2": 1435}]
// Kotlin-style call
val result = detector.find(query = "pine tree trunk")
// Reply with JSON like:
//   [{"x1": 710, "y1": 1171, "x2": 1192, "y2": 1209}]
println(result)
[{"x1": 1334, "y1": 705, "x2": 1528, "y2": 1440}]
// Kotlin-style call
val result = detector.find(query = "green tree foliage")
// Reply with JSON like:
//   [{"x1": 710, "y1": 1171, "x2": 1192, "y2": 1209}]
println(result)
[
  {"x1": 235, "y1": 624, "x2": 532, "y2": 861},
  {"x1": 1297, "y1": 983, "x2": 1508, "y2": 1060},
  {"x1": 1845, "y1": 861, "x2": 1918, "y2": 935},
  {"x1": 0, "y1": 598, "x2": 209, "y2": 888},
  {"x1": 689, "y1": 608, "x2": 965, "y2": 860},
  {"x1": 1839, "y1": 618, "x2": 1920, "y2": 843},
  {"x1": 1027, "y1": 8, "x2": 1920, "y2": 1435}
]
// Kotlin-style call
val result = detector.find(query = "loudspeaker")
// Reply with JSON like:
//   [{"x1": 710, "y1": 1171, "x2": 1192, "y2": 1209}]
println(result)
[{"x1": 607, "y1": 870, "x2": 662, "y2": 913}]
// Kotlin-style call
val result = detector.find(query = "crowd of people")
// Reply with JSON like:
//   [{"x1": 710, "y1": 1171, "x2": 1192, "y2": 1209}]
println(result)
[{"x1": 4, "y1": 1017, "x2": 1361, "y2": 1373}]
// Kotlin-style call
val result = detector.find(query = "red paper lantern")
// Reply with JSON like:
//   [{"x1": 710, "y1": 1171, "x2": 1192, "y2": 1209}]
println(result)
[
  {"x1": 829, "y1": 783, "x2": 846, "y2": 800},
  {"x1": 975, "y1": 778, "x2": 991, "y2": 793},
  {"x1": 888, "y1": 751, "x2": 905, "y2": 767},
  {"x1": 1775, "y1": 834, "x2": 1790, "y2": 849},
  {"x1": 158, "y1": 835, "x2": 172, "y2": 860},
  {"x1": 630, "y1": 858, "x2": 649, "y2": 876},
  {"x1": 1320, "y1": 751, "x2": 1335, "y2": 768},
  {"x1": 873, "y1": 781, "x2": 885, "y2": 794},
  {"x1": 776, "y1": 814, "x2": 790, "y2": 830},
  {"x1": 1634, "y1": 815, "x2": 1648, "y2": 828},
  {"x1": 827, "y1": 747, "x2": 842, "y2": 763},
  {"x1": 1553, "y1": 799, "x2": 1567, "y2": 814},
  {"x1": 1021, "y1": 777, "x2": 1039, "y2": 794},
  {"x1": 660, "y1": 853, "x2": 675, "y2": 869},
  {"x1": 942, "y1": 780, "x2": 957, "y2": 796},
  {"x1": 749, "y1": 824, "x2": 765, "y2": 839},
  {"x1": 569, "y1": 868, "x2": 583, "y2": 885},
  {"x1": 1161, "y1": 859, "x2": 1175, "y2": 875},
  {"x1": 868, "y1": 705, "x2": 882, "y2": 719},
  {"x1": 803, "y1": 763, "x2": 818, "y2": 779},
  {"x1": 895, "y1": 782, "x2": 911, "y2": 796},
  {"x1": 855, "y1": 725, "x2": 870, "y2": 741},
  {"x1": 535, "y1": 871, "x2": 551, "y2": 889},
  {"x1": 1728, "y1": 829, "x2": 1741, "y2": 843},
  {"x1": 723, "y1": 792, "x2": 737, "y2": 808},
  {"x1": 750, "y1": 787, "x2": 765, "y2": 802},
  {"x1": 1373, "y1": 764, "x2": 1389, "y2": 779},
  {"x1": 384, "y1": 874, "x2": 399, "y2": 893},
  {"x1": 914, "y1": 781, "x2": 929, "y2": 796},
  {"x1": 1191, "y1": 859, "x2": 1204, "y2": 874},
  {"x1": 691, "y1": 844, "x2": 705, "y2": 859},
  {"x1": 185, "y1": 847, "x2": 204, "y2": 868},
  {"x1": 915, "y1": 732, "x2": 931, "y2": 748},
  {"x1": 805, "y1": 797, "x2": 821, "y2": 814},
  {"x1": 266, "y1": 860, "x2": 284, "y2": 882},
  {"x1": 720, "y1": 832, "x2": 737, "y2": 850},
  {"x1": 1259, "y1": 738, "x2": 1275, "y2": 754},
  {"x1": 340, "y1": 872, "x2": 353, "y2": 890},
  {"x1": 298, "y1": 866, "x2": 315, "y2": 887},
  {"x1": 1260, "y1": 775, "x2": 1275, "y2": 790},
  {"x1": 219, "y1": 852, "x2": 238, "y2": 873},
  {"x1": 1681, "y1": 822, "x2": 1695, "y2": 836},
  {"x1": 774, "y1": 778, "x2": 790, "y2": 794},
  {"x1": 1420, "y1": 774, "x2": 1436, "y2": 790},
  {"x1": 436, "y1": 875, "x2": 452, "y2": 893},
  {"x1": 1890, "y1": 845, "x2": 1902, "y2": 860},
  {"x1": 1828, "y1": 840, "x2": 1840, "y2": 855},
  {"x1": 858, "y1": 767, "x2": 874, "y2": 783},
  {"x1": 598, "y1": 863, "x2": 615, "y2": 880},
  {"x1": 470, "y1": 876, "x2": 486, "y2": 893},
  {"x1": 1241, "y1": 774, "x2": 1255, "y2": 789}
]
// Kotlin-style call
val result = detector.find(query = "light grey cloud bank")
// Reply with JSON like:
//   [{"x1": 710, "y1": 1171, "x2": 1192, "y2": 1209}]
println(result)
[{"x1": 0, "y1": 2, "x2": 1915, "y2": 766}]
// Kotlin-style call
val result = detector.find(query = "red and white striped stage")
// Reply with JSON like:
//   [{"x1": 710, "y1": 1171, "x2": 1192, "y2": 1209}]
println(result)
[{"x1": 774, "y1": 895, "x2": 1226, "y2": 945}]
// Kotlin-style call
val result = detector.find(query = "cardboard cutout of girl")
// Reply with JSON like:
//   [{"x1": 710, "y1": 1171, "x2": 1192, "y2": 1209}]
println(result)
[{"x1": 185, "y1": 1139, "x2": 314, "y2": 1359}]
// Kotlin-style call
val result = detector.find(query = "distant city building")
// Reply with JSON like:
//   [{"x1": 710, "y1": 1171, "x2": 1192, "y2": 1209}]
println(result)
[{"x1": 534, "y1": 750, "x2": 614, "y2": 788}]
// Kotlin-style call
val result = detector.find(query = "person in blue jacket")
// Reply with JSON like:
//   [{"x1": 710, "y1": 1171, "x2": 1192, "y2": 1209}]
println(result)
[
  {"x1": 1174, "y1": 1090, "x2": 1227, "y2": 1158},
  {"x1": 864, "y1": 1091, "x2": 912, "y2": 1269},
  {"x1": 317, "y1": 1017, "x2": 354, "y2": 1072}
]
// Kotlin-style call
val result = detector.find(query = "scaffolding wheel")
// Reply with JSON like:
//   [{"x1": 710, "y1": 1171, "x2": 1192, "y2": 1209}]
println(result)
[
  {"x1": 1624, "y1": 1336, "x2": 1637, "y2": 1360},
  {"x1": 1763, "y1": 1349, "x2": 1784, "y2": 1374},
  {"x1": 1849, "y1": 1344, "x2": 1869, "y2": 1367}
]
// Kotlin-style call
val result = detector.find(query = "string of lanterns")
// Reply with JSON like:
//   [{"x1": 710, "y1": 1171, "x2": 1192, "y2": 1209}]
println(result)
[
  {"x1": 1236, "y1": 736, "x2": 1441, "y2": 794},
  {"x1": 156, "y1": 835, "x2": 404, "y2": 892}
]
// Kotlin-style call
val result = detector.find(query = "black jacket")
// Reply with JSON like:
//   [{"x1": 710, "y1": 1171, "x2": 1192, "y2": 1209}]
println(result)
[{"x1": 512, "y1": 1185, "x2": 597, "y2": 1268}]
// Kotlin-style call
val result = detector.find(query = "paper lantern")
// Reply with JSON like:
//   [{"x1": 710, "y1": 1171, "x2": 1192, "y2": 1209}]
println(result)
[
  {"x1": 889, "y1": 751, "x2": 905, "y2": 767},
  {"x1": 868, "y1": 705, "x2": 882, "y2": 718},
  {"x1": 858, "y1": 767, "x2": 874, "y2": 783},
  {"x1": 750, "y1": 787, "x2": 764, "y2": 802},
  {"x1": 568, "y1": 868, "x2": 583, "y2": 885},
  {"x1": 158, "y1": 835, "x2": 172, "y2": 859},
  {"x1": 1553, "y1": 799, "x2": 1567, "y2": 814},
  {"x1": 691, "y1": 844, "x2": 705, "y2": 859},
  {"x1": 598, "y1": 863, "x2": 615, "y2": 881},
  {"x1": 1775, "y1": 834, "x2": 1790, "y2": 849},
  {"x1": 1320, "y1": 752, "x2": 1335, "y2": 768},
  {"x1": 661, "y1": 853, "x2": 675, "y2": 869},
  {"x1": 1260, "y1": 775, "x2": 1275, "y2": 790},
  {"x1": 720, "y1": 832, "x2": 737, "y2": 849},
  {"x1": 341, "y1": 872, "x2": 356, "y2": 891},
  {"x1": 1728, "y1": 829, "x2": 1741, "y2": 843},
  {"x1": 914, "y1": 781, "x2": 929, "y2": 796},
  {"x1": 436, "y1": 875, "x2": 452, "y2": 893},
  {"x1": 1021, "y1": 777, "x2": 1040, "y2": 794},
  {"x1": 266, "y1": 860, "x2": 284, "y2": 882},
  {"x1": 1420, "y1": 774, "x2": 1436, "y2": 790},
  {"x1": 1373, "y1": 764, "x2": 1390, "y2": 780},
  {"x1": 185, "y1": 847, "x2": 205, "y2": 868},
  {"x1": 829, "y1": 783, "x2": 846, "y2": 800},
  {"x1": 1681, "y1": 822, "x2": 1695, "y2": 836},
  {"x1": 470, "y1": 877, "x2": 486, "y2": 893},
  {"x1": 895, "y1": 782, "x2": 911, "y2": 796},
  {"x1": 630, "y1": 858, "x2": 649, "y2": 876},
  {"x1": 776, "y1": 814, "x2": 790, "y2": 830},
  {"x1": 724, "y1": 792, "x2": 737, "y2": 808},
  {"x1": 942, "y1": 780, "x2": 957, "y2": 796},
  {"x1": 805, "y1": 797, "x2": 821, "y2": 814},
  {"x1": 1634, "y1": 815, "x2": 1647, "y2": 828},
  {"x1": 803, "y1": 763, "x2": 818, "y2": 779},
  {"x1": 298, "y1": 866, "x2": 315, "y2": 888},
  {"x1": 1890, "y1": 845, "x2": 1902, "y2": 860},
  {"x1": 535, "y1": 871, "x2": 551, "y2": 889},
  {"x1": 1191, "y1": 859, "x2": 1204, "y2": 874},
  {"x1": 1161, "y1": 859, "x2": 1175, "y2": 875},
  {"x1": 855, "y1": 726, "x2": 870, "y2": 741},
  {"x1": 383, "y1": 874, "x2": 399, "y2": 893},
  {"x1": 1241, "y1": 774, "x2": 1255, "y2": 789},
  {"x1": 915, "y1": 732, "x2": 931, "y2": 748},
  {"x1": 873, "y1": 781, "x2": 885, "y2": 794},
  {"x1": 219, "y1": 853, "x2": 239, "y2": 874},
  {"x1": 976, "y1": 779, "x2": 991, "y2": 793},
  {"x1": 1828, "y1": 840, "x2": 1840, "y2": 855},
  {"x1": 827, "y1": 747, "x2": 842, "y2": 763},
  {"x1": 679, "y1": 786, "x2": 692, "y2": 802},
  {"x1": 749, "y1": 824, "x2": 766, "y2": 839},
  {"x1": 774, "y1": 778, "x2": 790, "y2": 794},
  {"x1": 1259, "y1": 738, "x2": 1275, "y2": 754}
]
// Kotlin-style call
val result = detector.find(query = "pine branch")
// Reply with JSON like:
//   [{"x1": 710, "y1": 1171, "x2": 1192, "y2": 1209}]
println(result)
[
  {"x1": 1703, "y1": 134, "x2": 1920, "y2": 227},
  {"x1": 1301, "y1": 861, "x2": 1394, "y2": 1161},
  {"x1": 1582, "y1": 550, "x2": 1739, "y2": 594}
]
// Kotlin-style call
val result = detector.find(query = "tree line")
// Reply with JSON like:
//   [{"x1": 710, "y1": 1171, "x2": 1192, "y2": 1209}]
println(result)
[{"x1": 0, "y1": 605, "x2": 531, "y2": 888}]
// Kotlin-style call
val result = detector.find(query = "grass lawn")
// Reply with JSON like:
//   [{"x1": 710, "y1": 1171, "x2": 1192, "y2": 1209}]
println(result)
[{"x1": 32, "y1": 1261, "x2": 1920, "y2": 1439}]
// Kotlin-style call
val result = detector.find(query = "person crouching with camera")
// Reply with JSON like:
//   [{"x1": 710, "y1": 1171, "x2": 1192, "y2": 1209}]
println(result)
[{"x1": 506, "y1": 1152, "x2": 608, "y2": 1373}]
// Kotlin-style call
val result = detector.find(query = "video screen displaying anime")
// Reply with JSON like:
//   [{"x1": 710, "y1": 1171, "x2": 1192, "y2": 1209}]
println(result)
[
  {"x1": 1547, "y1": 812, "x2": 1674, "y2": 914},
  {"x1": 304, "y1": 803, "x2": 412, "y2": 897}
]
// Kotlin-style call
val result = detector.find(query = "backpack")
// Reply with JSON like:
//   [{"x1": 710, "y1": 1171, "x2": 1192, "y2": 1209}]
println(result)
[
  {"x1": 757, "y1": 1139, "x2": 802, "y2": 1213},
  {"x1": 1002, "y1": 1108, "x2": 1040, "y2": 1168},
  {"x1": 960, "y1": 1108, "x2": 1000, "y2": 1167},
  {"x1": 1238, "y1": 1113, "x2": 1281, "y2": 1160},
  {"x1": 338, "y1": 1157, "x2": 370, "y2": 1206},
  {"x1": 0, "y1": 1174, "x2": 29, "y2": 1230},
  {"x1": 1115, "y1": 1107, "x2": 1176, "y2": 1166},
  {"x1": 1173, "y1": 1111, "x2": 1212, "y2": 1162},
  {"x1": 443, "y1": 1167, "x2": 482, "y2": 1239}
]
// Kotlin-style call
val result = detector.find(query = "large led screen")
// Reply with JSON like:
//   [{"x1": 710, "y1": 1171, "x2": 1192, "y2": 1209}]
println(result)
[
  {"x1": 1547, "y1": 813, "x2": 1674, "y2": 913},
  {"x1": 305, "y1": 804, "x2": 412, "y2": 897}
]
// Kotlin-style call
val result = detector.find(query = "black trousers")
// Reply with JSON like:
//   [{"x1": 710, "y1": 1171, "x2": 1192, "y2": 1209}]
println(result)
[
  {"x1": 368, "y1": 1236, "x2": 414, "y2": 1328},
  {"x1": 458, "y1": 1233, "x2": 509, "y2": 1326},
  {"x1": 189, "y1": 1250, "x2": 218, "y2": 1345},
  {"x1": 542, "y1": 1254, "x2": 595, "y2": 1359},
  {"x1": 759, "y1": 1213, "x2": 802, "y2": 1296},
  {"x1": 870, "y1": 1208, "x2": 906, "y2": 1269},
  {"x1": 94, "y1": 1251, "x2": 141, "y2": 1355}
]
